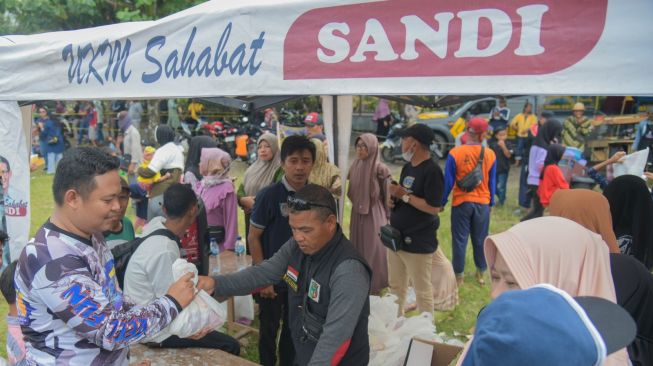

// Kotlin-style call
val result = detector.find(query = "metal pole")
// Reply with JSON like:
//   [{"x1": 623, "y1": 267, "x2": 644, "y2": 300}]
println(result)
[{"x1": 332, "y1": 95, "x2": 339, "y2": 166}]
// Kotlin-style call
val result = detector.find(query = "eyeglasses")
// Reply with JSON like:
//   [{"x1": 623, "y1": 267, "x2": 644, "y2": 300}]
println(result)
[
  {"x1": 355, "y1": 143, "x2": 367, "y2": 150},
  {"x1": 287, "y1": 196, "x2": 335, "y2": 214}
]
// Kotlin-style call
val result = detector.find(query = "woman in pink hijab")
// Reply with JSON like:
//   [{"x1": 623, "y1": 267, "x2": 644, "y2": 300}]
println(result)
[
  {"x1": 469, "y1": 216, "x2": 629, "y2": 365},
  {"x1": 195, "y1": 147, "x2": 238, "y2": 251},
  {"x1": 347, "y1": 133, "x2": 391, "y2": 293}
]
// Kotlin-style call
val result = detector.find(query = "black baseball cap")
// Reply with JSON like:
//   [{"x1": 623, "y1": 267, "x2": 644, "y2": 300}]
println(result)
[{"x1": 396, "y1": 123, "x2": 435, "y2": 146}]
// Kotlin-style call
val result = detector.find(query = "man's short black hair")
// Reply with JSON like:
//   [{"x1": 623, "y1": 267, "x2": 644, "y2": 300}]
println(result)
[
  {"x1": 0, "y1": 261, "x2": 17, "y2": 304},
  {"x1": 0, "y1": 155, "x2": 10, "y2": 171},
  {"x1": 291, "y1": 184, "x2": 337, "y2": 221},
  {"x1": 281, "y1": 135, "x2": 316, "y2": 163},
  {"x1": 53, "y1": 148, "x2": 120, "y2": 205},
  {"x1": 163, "y1": 183, "x2": 198, "y2": 219}
]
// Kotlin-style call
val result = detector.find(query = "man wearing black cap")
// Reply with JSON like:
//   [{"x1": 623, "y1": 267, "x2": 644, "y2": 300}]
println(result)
[{"x1": 387, "y1": 123, "x2": 444, "y2": 315}]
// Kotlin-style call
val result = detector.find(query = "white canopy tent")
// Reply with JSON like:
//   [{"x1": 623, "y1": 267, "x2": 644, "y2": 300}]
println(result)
[{"x1": 1, "y1": 0, "x2": 653, "y2": 257}]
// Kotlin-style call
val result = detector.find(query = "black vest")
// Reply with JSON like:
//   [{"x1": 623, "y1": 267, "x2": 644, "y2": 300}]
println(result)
[{"x1": 284, "y1": 229, "x2": 371, "y2": 366}]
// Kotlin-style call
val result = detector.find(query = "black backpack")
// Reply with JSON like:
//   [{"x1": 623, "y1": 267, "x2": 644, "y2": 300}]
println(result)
[{"x1": 111, "y1": 228, "x2": 179, "y2": 289}]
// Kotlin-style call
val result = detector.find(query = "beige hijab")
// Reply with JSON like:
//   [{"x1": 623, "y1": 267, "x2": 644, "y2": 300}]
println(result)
[
  {"x1": 242, "y1": 133, "x2": 281, "y2": 196},
  {"x1": 549, "y1": 189, "x2": 620, "y2": 253},
  {"x1": 481, "y1": 216, "x2": 628, "y2": 366},
  {"x1": 309, "y1": 138, "x2": 341, "y2": 194},
  {"x1": 348, "y1": 133, "x2": 386, "y2": 215}
]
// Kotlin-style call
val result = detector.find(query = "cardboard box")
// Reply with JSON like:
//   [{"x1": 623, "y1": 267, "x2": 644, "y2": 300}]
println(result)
[{"x1": 404, "y1": 337, "x2": 464, "y2": 366}]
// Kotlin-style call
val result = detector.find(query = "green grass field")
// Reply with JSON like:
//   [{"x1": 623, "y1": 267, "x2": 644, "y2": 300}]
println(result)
[{"x1": 1, "y1": 161, "x2": 523, "y2": 361}]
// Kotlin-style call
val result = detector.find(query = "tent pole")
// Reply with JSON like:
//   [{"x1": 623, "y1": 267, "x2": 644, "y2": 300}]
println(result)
[{"x1": 332, "y1": 95, "x2": 339, "y2": 166}]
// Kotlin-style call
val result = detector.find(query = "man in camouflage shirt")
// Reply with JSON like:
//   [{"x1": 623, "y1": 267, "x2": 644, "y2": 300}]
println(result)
[
  {"x1": 561, "y1": 102, "x2": 593, "y2": 152},
  {"x1": 14, "y1": 148, "x2": 196, "y2": 365}
]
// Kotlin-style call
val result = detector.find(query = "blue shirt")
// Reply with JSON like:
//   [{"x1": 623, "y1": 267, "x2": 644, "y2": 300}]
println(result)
[
  {"x1": 250, "y1": 176, "x2": 298, "y2": 261},
  {"x1": 39, "y1": 118, "x2": 65, "y2": 154}
]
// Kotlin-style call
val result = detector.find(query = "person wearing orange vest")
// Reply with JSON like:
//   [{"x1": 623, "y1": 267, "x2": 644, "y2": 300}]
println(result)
[{"x1": 442, "y1": 118, "x2": 496, "y2": 286}]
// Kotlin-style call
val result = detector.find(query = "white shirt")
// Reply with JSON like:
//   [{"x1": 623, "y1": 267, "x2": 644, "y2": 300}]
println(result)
[
  {"x1": 129, "y1": 102, "x2": 143, "y2": 123},
  {"x1": 148, "y1": 142, "x2": 185, "y2": 173},
  {"x1": 123, "y1": 216, "x2": 179, "y2": 342},
  {"x1": 123, "y1": 125, "x2": 143, "y2": 165}
]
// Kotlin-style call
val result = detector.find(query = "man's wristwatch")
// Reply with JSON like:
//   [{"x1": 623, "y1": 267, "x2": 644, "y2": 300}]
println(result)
[{"x1": 401, "y1": 194, "x2": 410, "y2": 203}]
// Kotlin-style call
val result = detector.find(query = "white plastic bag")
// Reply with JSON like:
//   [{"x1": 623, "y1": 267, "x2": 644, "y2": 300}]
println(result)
[
  {"x1": 612, "y1": 148, "x2": 648, "y2": 178},
  {"x1": 234, "y1": 295, "x2": 255, "y2": 324},
  {"x1": 168, "y1": 259, "x2": 227, "y2": 338},
  {"x1": 368, "y1": 294, "x2": 440, "y2": 366}
]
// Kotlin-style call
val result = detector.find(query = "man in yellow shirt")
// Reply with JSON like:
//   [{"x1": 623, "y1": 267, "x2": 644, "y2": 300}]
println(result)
[
  {"x1": 510, "y1": 102, "x2": 537, "y2": 163},
  {"x1": 187, "y1": 99, "x2": 204, "y2": 125}
]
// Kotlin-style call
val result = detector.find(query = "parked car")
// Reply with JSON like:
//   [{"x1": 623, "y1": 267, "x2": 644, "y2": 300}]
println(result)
[{"x1": 419, "y1": 96, "x2": 537, "y2": 156}]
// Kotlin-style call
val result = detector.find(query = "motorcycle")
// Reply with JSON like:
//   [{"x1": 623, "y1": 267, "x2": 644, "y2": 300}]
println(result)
[
  {"x1": 380, "y1": 122, "x2": 442, "y2": 164},
  {"x1": 236, "y1": 121, "x2": 267, "y2": 164}
]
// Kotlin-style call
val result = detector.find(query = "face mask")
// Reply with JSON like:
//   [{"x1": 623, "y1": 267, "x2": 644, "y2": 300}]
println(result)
[{"x1": 402, "y1": 145, "x2": 415, "y2": 162}]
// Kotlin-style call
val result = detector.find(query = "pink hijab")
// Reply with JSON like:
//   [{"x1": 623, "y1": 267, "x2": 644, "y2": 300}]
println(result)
[
  {"x1": 348, "y1": 133, "x2": 386, "y2": 215},
  {"x1": 483, "y1": 216, "x2": 628, "y2": 365},
  {"x1": 199, "y1": 148, "x2": 231, "y2": 185}
]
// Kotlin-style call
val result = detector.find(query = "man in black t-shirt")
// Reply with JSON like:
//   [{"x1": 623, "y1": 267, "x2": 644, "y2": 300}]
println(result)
[
  {"x1": 249, "y1": 135, "x2": 315, "y2": 366},
  {"x1": 389, "y1": 124, "x2": 444, "y2": 315}
]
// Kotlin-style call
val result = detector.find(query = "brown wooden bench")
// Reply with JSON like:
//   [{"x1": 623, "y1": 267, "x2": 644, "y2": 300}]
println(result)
[{"x1": 130, "y1": 344, "x2": 259, "y2": 366}]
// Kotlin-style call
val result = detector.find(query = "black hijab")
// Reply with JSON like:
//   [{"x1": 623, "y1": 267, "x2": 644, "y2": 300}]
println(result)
[
  {"x1": 603, "y1": 175, "x2": 653, "y2": 270},
  {"x1": 155, "y1": 125, "x2": 175, "y2": 146},
  {"x1": 534, "y1": 118, "x2": 563, "y2": 148},
  {"x1": 540, "y1": 143, "x2": 566, "y2": 180},
  {"x1": 610, "y1": 253, "x2": 653, "y2": 365},
  {"x1": 185, "y1": 136, "x2": 217, "y2": 181}
]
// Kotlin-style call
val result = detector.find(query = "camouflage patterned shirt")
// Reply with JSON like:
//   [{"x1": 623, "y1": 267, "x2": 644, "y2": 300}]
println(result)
[{"x1": 14, "y1": 221, "x2": 181, "y2": 365}]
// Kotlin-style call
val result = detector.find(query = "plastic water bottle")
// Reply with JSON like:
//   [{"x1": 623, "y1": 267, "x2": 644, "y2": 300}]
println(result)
[
  {"x1": 235, "y1": 236, "x2": 247, "y2": 270},
  {"x1": 210, "y1": 238, "x2": 221, "y2": 275}
]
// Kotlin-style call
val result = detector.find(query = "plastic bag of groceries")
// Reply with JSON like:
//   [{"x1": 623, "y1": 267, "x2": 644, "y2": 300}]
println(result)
[
  {"x1": 168, "y1": 259, "x2": 226, "y2": 338},
  {"x1": 368, "y1": 294, "x2": 439, "y2": 366}
]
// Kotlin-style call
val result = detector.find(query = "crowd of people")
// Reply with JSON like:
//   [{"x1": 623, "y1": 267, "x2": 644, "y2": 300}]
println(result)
[{"x1": 3, "y1": 99, "x2": 652, "y2": 366}]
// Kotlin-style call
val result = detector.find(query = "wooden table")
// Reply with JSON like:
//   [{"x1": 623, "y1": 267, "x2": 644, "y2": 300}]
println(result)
[
  {"x1": 130, "y1": 343, "x2": 258, "y2": 366},
  {"x1": 210, "y1": 251, "x2": 259, "y2": 339}
]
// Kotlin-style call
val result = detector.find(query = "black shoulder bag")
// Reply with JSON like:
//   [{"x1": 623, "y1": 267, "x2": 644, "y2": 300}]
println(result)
[{"x1": 456, "y1": 146, "x2": 485, "y2": 192}]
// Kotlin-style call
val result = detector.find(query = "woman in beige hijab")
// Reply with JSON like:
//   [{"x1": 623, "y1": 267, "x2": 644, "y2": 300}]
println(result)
[
  {"x1": 237, "y1": 133, "x2": 283, "y2": 240},
  {"x1": 348, "y1": 133, "x2": 390, "y2": 293},
  {"x1": 457, "y1": 216, "x2": 629, "y2": 365},
  {"x1": 309, "y1": 138, "x2": 342, "y2": 198}
]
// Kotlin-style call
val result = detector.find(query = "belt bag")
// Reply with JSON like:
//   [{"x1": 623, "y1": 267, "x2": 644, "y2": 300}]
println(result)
[
  {"x1": 379, "y1": 225, "x2": 404, "y2": 252},
  {"x1": 457, "y1": 146, "x2": 485, "y2": 192}
]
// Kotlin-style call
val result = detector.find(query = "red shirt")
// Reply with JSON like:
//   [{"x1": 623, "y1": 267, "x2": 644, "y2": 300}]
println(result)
[{"x1": 537, "y1": 165, "x2": 569, "y2": 207}]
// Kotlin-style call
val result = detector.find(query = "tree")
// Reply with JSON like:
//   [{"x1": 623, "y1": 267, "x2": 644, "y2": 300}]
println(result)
[
  {"x1": 116, "y1": 0, "x2": 206, "y2": 22},
  {"x1": 1, "y1": 0, "x2": 206, "y2": 35}
]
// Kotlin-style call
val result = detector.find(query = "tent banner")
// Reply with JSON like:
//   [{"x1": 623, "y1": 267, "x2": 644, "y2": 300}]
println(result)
[
  {"x1": 0, "y1": 102, "x2": 30, "y2": 260},
  {"x1": 1, "y1": 0, "x2": 653, "y2": 99}
]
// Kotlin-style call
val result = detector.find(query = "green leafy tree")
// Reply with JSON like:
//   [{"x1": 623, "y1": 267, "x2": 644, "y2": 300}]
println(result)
[{"x1": 1, "y1": 0, "x2": 206, "y2": 35}]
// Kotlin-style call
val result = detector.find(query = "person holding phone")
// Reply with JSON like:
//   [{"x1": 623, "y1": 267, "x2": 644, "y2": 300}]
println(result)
[{"x1": 387, "y1": 124, "x2": 445, "y2": 316}]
